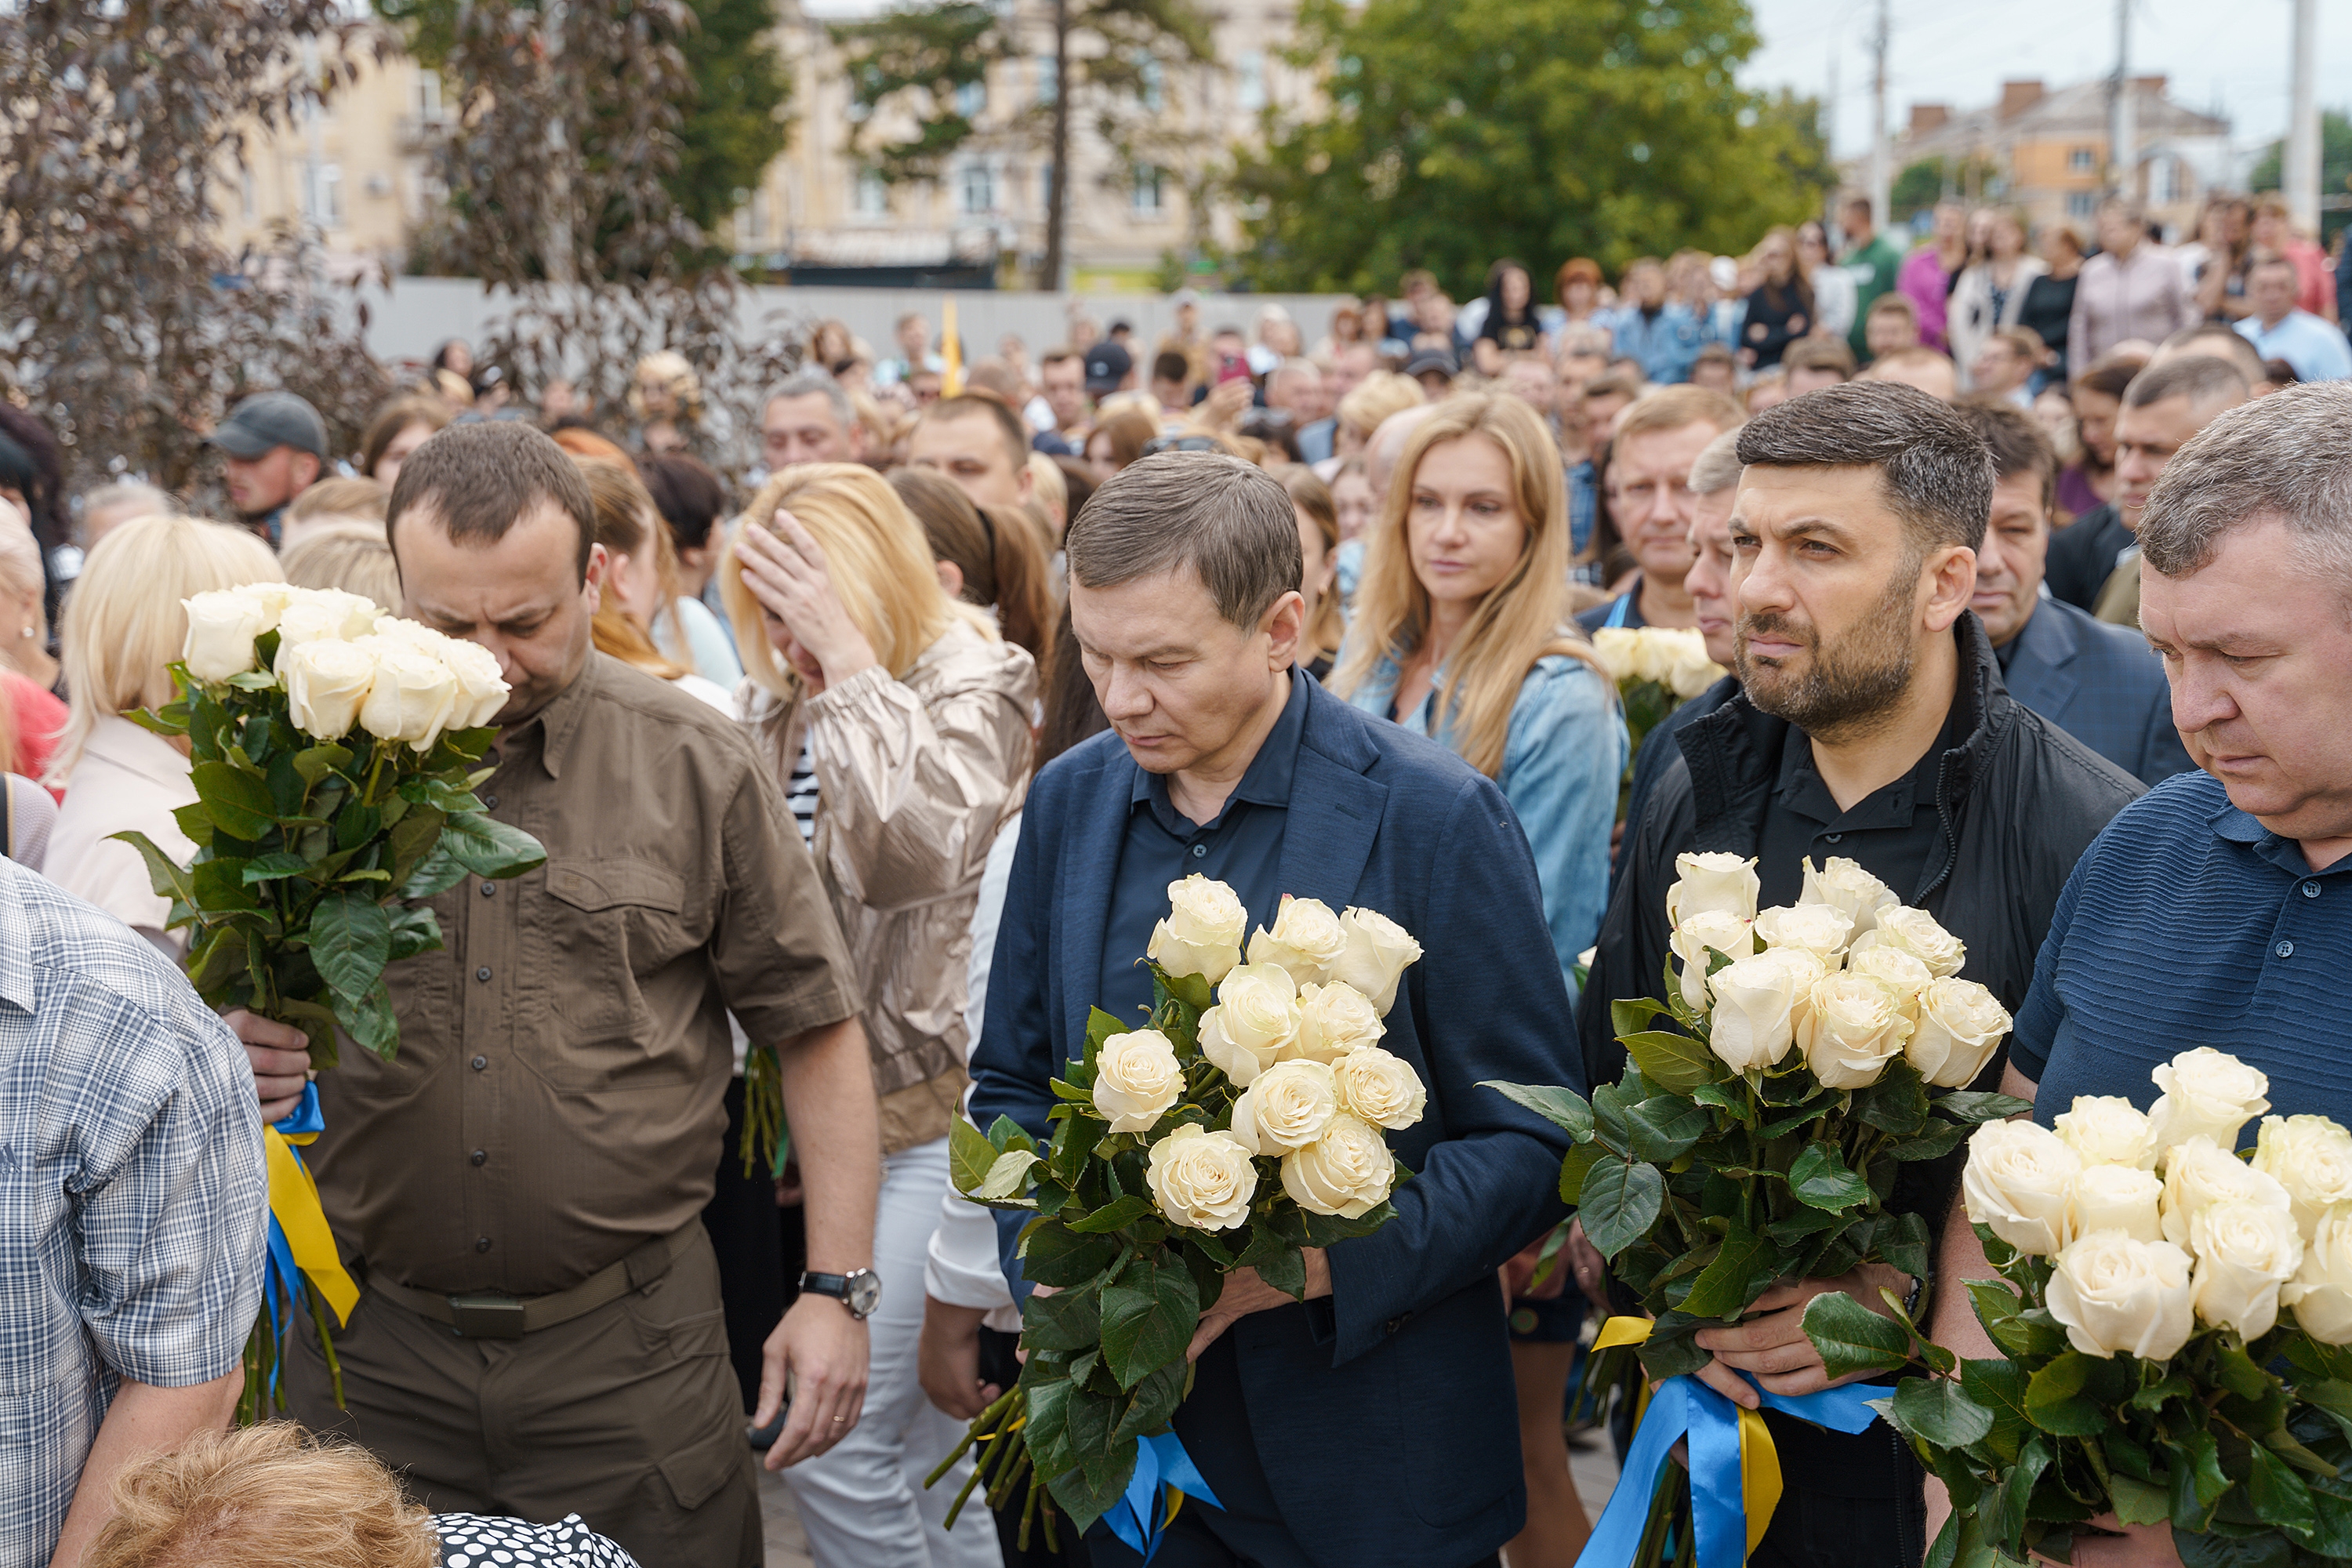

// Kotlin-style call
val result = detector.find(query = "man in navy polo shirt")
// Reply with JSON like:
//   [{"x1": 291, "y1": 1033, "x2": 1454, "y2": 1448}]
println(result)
[{"x1": 1930, "y1": 381, "x2": 2352, "y2": 1566}]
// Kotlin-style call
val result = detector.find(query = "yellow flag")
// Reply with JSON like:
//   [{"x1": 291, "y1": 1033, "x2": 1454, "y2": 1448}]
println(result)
[{"x1": 941, "y1": 297, "x2": 964, "y2": 396}]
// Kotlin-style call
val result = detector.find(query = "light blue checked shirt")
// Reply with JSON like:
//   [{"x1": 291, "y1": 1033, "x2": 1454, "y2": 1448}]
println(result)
[{"x1": 0, "y1": 858, "x2": 265, "y2": 1566}]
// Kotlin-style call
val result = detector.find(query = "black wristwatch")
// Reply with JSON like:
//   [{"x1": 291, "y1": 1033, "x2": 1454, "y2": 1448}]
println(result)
[{"x1": 800, "y1": 1268, "x2": 883, "y2": 1320}]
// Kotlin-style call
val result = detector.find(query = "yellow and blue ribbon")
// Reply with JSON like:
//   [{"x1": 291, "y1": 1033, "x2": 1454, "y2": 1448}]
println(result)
[
  {"x1": 1104, "y1": 1431, "x2": 1224, "y2": 1563},
  {"x1": 260, "y1": 1085, "x2": 359, "y2": 1383},
  {"x1": 1575, "y1": 1317, "x2": 1880, "y2": 1568}
]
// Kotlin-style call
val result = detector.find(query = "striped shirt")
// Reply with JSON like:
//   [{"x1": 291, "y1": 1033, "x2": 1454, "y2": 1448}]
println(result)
[
  {"x1": 786, "y1": 739, "x2": 820, "y2": 846},
  {"x1": 0, "y1": 858, "x2": 266, "y2": 1564}
]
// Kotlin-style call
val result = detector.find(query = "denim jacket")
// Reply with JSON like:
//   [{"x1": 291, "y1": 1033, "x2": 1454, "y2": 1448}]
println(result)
[
  {"x1": 1343, "y1": 650, "x2": 1626, "y2": 999},
  {"x1": 1603, "y1": 302, "x2": 1711, "y2": 385}
]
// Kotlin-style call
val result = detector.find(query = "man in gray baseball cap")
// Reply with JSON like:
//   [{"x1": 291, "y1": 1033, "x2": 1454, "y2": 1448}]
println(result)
[{"x1": 211, "y1": 390, "x2": 328, "y2": 543}]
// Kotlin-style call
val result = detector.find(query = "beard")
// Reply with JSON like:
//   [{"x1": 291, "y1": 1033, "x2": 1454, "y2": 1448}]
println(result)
[{"x1": 1734, "y1": 564, "x2": 1921, "y2": 743}]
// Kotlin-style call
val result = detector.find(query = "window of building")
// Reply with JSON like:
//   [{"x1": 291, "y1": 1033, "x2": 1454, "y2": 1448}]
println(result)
[
  {"x1": 956, "y1": 79, "x2": 986, "y2": 119},
  {"x1": 1140, "y1": 57, "x2": 1163, "y2": 111},
  {"x1": 1236, "y1": 51, "x2": 1266, "y2": 111},
  {"x1": 2066, "y1": 191, "x2": 2097, "y2": 219},
  {"x1": 414, "y1": 68, "x2": 445, "y2": 123},
  {"x1": 854, "y1": 169, "x2": 889, "y2": 217},
  {"x1": 2068, "y1": 147, "x2": 2095, "y2": 172},
  {"x1": 313, "y1": 163, "x2": 344, "y2": 228},
  {"x1": 2159, "y1": 155, "x2": 2187, "y2": 204},
  {"x1": 961, "y1": 162, "x2": 996, "y2": 215},
  {"x1": 1036, "y1": 55, "x2": 1057, "y2": 105},
  {"x1": 1131, "y1": 163, "x2": 1163, "y2": 214}
]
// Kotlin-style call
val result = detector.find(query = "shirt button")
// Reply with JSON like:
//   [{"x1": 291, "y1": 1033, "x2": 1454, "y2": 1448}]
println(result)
[
  {"x1": 475, "y1": 966, "x2": 492, "y2": 982},
  {"x1": 2306, "y1": 882, "x2": 2323, "y2": 898},
  {"x1": 484, "y1": 794, "x2": 499, "y2": 810},
  {"x1": 470, "y1": 1149, "x2": 488, "y2": 1166},
  {"x1": 481, "y1": 881, "x2": 497, "y2": 898},
  {"x1": 475, "y1": 1236, "x2": 492, "y2": 1253},
  {"x1": 1824, "y1": 833, "x2": 1843, "y2": 844},
  {"x1": 471, "y1": 1054, "x2": 488, "y2": 1071},
  {"x1": 1191, "y1": 844, "x2": 1207, "y2": 858},
  {"x1": 2277, "y1": 940, "x2": 2296, "y2": 959}
]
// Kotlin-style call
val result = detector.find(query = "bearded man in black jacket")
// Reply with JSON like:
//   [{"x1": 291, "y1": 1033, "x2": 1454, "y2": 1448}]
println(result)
[{"x1": 1574, "y1": 381, "x2": 2144, "y2": 1568}]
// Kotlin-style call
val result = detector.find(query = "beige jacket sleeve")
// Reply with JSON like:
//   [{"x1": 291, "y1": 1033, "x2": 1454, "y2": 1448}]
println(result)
[{"x1": 803, "y1": 644, "x2": 1037, "y2": 916}]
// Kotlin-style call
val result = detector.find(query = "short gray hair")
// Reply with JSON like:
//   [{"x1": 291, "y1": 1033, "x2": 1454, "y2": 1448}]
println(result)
[
  {"x1": 767, "y1": 366, "x2": 855, "y2": 430},
  {"x1": 1689, "y1": 429, "x2": 1744, "y2": 497},
  {"x1": 2140, "y1": 382, "x2": 2352, "y2": 587},
  {"x1": 1065, "y1": 451, "x2": 1302, "y2": 629},
  {"x1": 1734, "y1": 380, "x2": 1994, "y2": 553}
]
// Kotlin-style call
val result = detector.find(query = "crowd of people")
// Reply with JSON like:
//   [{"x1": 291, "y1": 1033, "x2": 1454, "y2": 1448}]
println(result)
[{"x1": 1, "y1": 181, "x2": 2350, "y2": 1568}]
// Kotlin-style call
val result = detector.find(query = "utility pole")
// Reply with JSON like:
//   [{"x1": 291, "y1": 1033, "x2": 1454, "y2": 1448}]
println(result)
[
  {"x1": 1868, "y1": 0, "x2": 1889, "y2": 230},
  {"x1": 1824, "y1": 38, "x2": 1840, "y2": 225},
  {"x1": 2285, "y1": 0, "x2": 2321, "y2": 234},
  {"x1": 2109, "y1": 0, "x2": 2135, "y2": 202},
  {"x1": 1040, "y1": 0, "x2": 1073, "y2": 293}
]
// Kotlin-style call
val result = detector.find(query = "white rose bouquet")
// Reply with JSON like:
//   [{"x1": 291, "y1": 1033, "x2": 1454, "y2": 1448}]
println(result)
[
  {"x1": 1588, "y1": 626, "x2": 1730, "y2": 818},
  {"x1": 1817, "y1": 1047, "x2": 2352, "y2": 1566},
  {"x1": 935, "y1": 878, "x2": 1425, "y2": 1551},
  {"x1": 114, "y1": 583, "x2": 545, "y2": 1417}
]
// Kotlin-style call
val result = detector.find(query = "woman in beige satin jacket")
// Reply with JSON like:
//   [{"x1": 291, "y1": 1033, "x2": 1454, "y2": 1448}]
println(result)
[{"x1": 722, "y1": 460, "x2": 1033, "y2": 1568}]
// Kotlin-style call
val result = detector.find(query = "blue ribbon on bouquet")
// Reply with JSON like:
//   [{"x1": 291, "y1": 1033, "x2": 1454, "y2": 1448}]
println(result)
[
  {"x1": 257, "y1": 1083, "x2": 358, "y2": 1388},
  {"x1": 1573, "y1": 1318, "x2": 1882, "y2": 1568},
  {"x1": 1102, "y1": 1431, "x2": 1225, "y2": 1564}
]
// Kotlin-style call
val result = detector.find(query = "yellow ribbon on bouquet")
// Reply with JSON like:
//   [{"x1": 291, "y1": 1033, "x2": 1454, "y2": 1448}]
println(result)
[{"x1": 263, "y1": 1123, "x2": 359, "y2": 1326}]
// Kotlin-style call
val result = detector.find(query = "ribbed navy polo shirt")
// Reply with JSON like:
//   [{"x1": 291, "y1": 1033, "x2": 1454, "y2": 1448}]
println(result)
[{"x1": 2015, "y1": 769, "x2": 2352, "y2": 1138}]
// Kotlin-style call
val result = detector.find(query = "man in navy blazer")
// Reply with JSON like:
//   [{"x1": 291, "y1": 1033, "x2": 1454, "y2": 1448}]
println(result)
[
  {"x1": 1951, "y1": 401, "x2": 2193, "y2": 787},
  {"x1": 970, "y1": 451, "x2": 1577, "y2": 1568}
]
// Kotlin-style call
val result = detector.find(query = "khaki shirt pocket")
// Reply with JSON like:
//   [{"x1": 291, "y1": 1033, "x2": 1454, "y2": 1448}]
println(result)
[{"x1": 530, "y1": 856, "x2": 696, "y2": 1089}]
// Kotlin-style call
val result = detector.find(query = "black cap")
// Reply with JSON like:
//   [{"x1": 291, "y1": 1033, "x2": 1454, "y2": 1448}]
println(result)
[
  {"x1": 211, "y1": 391, "x2": 328, "y2": 460},
  {"x1": 1404, "y1": 346, "x2": 1460, "y2": 380},
  {"x1": 1083, "y1": 342, "x2": 1134, "y2": 394}
]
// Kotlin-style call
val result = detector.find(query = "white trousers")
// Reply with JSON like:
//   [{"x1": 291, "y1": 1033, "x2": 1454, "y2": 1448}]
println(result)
[{"x1": 782, "y1": 1136, "x2": 1006, "y2": 1568}]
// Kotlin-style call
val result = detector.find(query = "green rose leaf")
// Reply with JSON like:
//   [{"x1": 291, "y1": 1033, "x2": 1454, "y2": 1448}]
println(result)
[
  {"x1": 1044, "y1": 1442, "x2": 1134, "y2": 1538},
  {"x1": 191, "y1": 759, "x2": 279, "y2": 840},
  {"x1": 2109, "y1": 1472, "x2": 2172, "y2": 1528},
  {"x1": 1479, "y1": 1080, "x2": 1594, "y2": 1141},
  {"x1": 1884, "y1": 1121, "x2": 1974, "y2": 1162},
  {"x1": 1623, "y1": 1094, "x2": 1710, "y2": 1163},
  {"x1": 1083, "y1": 1007, "x2": 1126, "y2": 1068},
  {"x1": 1800, "y1": 1290, "x2": 1912, "y2": 1381},
  {"x1": 437, "y1": 811, "x2": 548, "y2": 879},
  {"x1": 1576, "y1": 1157, "x2": 1665, "y2": 1258},
  {"x1": 1935, "y1": 1091, "x2": 2036, "y2": 1124},
  {"x1": 1021, "y1": 1281, "x2": 1103, "y2": 1352},
  {"x1": 979, "y1": 1149, "x2": 1043, "y2": 1200},
  {"x1": 1789, "y1": 1143, "x2": 1871, "y2": 1212},
  {"x1": 1254, "y1": 1241, "x2": 1308, "y2": 1301},
  {"x1": 1892, "y1": 1377, "x2": 1994, "y2": 1448},
  {"x1": 2172, "y1": 1423, "x2": 2230, "y2": 1528},
  {"x1": 949, "y1": 1116, "x2": 998, "y2": 1196},
  {"x1": 339, "y1": 976, "x2": 398, "y2": 1062},
  {"x1": 1617, "y1": 1029, "x2": 1719, "y2": 1096},
  {"x1": 1065, "y1": 1194, "x2": 1154, "y2": 1234},
  {"x1": 1679, "y1": 1220, "x2": 1776, "y2": 1321},
  {"x1": 107, "y1": 829, "x2": 195, "y2": 909},
  {"x1": 309, "y1": 888, "x2": 392, "y2": 1007},
  {"x1": 2171, "y1": 1529, "x2": 2296, "y2": 1568},
  {"x1": 290, "y1": 742, "x2": 353, "y2": 789},
  {"x1": 1019, "y1": 1224, "x2": 1120, "y2": 1289},
  {"x1": 2245, "y1": 1444, "x2": 2318, "y2": 1539},
  {"x1": 1981, "y1": 1436, "x2": 2052, "y2": 1555},
  {"x1": 1961, "y1": 1356, "x2": 2032, "y2": 1464},
  {"x1": 400, "y1": 844, "x2": 469, "y2": 900},
  {"x1": 1099, "y1": 1251, "x2": 1199, "y2": 1391},
  {"x1": 1557, "y1": 1142, "x2": 1608, "y2": 1204},
  {"x1": 1111, "y1": 1358, "x2": 1189, "y2": 1445},
  {"x1": 241, "y1": 851, "x2": 314, "y2": 884},
  {"x1": 190, "y1": 858, "x2": 261, "y2": 913},
  {"x1": 2024, "y1": 1352, "x2": 2112, "y2": 1437},
  {"x1": 387, "y1": 905, "x2": 444, "y2": 964}
]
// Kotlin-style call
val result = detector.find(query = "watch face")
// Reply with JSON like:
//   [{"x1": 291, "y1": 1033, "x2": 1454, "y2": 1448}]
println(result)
[{"x1": 846, "y1": 1271, "x2": 883, "y2": 1317}]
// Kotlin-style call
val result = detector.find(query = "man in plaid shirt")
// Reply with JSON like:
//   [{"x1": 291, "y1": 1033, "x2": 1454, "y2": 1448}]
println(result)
[{"x1": 0, "y1": 858, "x2": 265, "y2": 1567}]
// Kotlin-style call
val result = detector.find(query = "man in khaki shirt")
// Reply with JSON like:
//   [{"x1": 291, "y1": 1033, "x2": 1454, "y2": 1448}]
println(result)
[{"x1": 234, "y1": 423, "x2": 881, "y2": 1566}]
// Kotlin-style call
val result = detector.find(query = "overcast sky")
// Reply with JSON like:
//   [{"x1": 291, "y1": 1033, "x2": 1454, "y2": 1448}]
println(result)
[{"x1": 1740, "y1": 0, "x2": 2340, "y2": 167}]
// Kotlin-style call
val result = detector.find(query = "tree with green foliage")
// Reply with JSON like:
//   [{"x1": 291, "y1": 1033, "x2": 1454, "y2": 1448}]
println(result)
[
  {"x1": 831, "y1": 0, "x2": 1214, "y2": 288},
  {"x1": 2251, "y1": 111, "x2": 2352, "y2": 244},
  {"x1": 1223, "y1": 0, "x2": 1828, "y2": 298},
  {"x1": 1889, "y1": 159, "x2": 1945, "y2": 224}
]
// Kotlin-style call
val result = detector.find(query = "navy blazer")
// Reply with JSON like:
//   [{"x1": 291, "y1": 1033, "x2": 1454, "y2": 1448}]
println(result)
[
  {"x1": 2002, "y1": 596, "x2": 2194, "y2": 788},
  {"x1": 971, "y1": 675, "x2": 1577, "y2": 1567}
]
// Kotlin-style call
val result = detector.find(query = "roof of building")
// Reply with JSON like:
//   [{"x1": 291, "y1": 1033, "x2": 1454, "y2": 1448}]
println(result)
[{"x1": 1899, "y1": 77, "x2": 2228, "y2": 164}]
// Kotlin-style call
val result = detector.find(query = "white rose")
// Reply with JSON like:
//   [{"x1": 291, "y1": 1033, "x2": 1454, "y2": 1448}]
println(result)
[
  {"x1": 274, "y1": 588, "x2": 383, "y2": 652},
  {"x1": 1280, "y1": 1112, "x2": 1398, "y2": 1218},
  {"x1": 279, "y1": 637, "x2": 379, "y2": 742},
  {"x1": 1331, "y1": 906, "x2": 1422, "y2": 1015},
  {"x1": 1196, "y1": 964, "x2": 1301, "y2": 1087},
  {"x1": 1845, "y1": 945, "x2": 1933, "y2": 1020},
  {"x1": 1290, "y1": 980, "x2": 1386, "y2": 1065},
  {"x1": 1148, "y1": 875, "x2": 1247, "y2": 985},
  {"x1": 358, "y1": 639, "x2": 463, "y2": 752},
  {"x1": 1228, "y1": 1059, "x2": 1339, "y2": 1154},
  {"x1": 1962, "y1": 1120, "x2": 2083, "y2": 1256},
  {"x1": 1333, "y1": 1045, "x2": 1426, "y2": 1131},
  {"x1": 1706, "y1": 949, "x2": 1809, "y2": 1074},
  {"x1": 1906, "y1": 977, "x2": 2013, "y2": 1089},
  {"x1": 239, "y1": 582, "x2": 296, "y2": 628},
  {"x1": 434, "y1": 633, "x2": 510, "y2": 728},
  {"x1": 1753, "y1": 902, "x2": 1856, "y2": 965},
  {"x1": 1091, "y1": 1029, "x2": 1184, "y2": 1134},
  {"x1": 1247, "y1": 895, "x2": 1349, "y2": 988},
  {"x1": 2188, "y1": 1200, "x2": 2305, "y2": 1339},
  {"x1": 2148, "y1": 1048, "x2": 2272, "y2": 1156},
  {"x1": 1670, "y1": 910, "x2": 1755, "y2": 1011},
  {"x1": 2046, "y1": 1230, "x2": 2196, "y2": 1360},
  {"x1": 2252, "y1": 1116, "x2": 2352, "y2": 1241},
  {"x1": 1589, "y1": 626, "x2": 1642, "y2": 684},
  {"x1": 1665, "y1": 851, "x2": 1760, "y2": 928},
  {"x1": 180, "y1": 589, "x2": 272, "y2": 682},
  {"x1": 2281, "y1": 1207, "x2": 2352, "y2": 1345},
  {"x1": 1145, "y1": 1123, "x2": 1260, "y2": 1231},
  {"x1": 2067, "y1": 1164, "x2": 2165, "y2": 1246},
  {"x1": 1658, "y1": 630, "x2": 1727, "y2": 700},
  {"x1": 1853, "y1": 906, "x2": 1966, "y2": 980},
  {"x1": 2052, "y1": 1096, "x2": 2159, "y2": 1172},
  {"x1": 2159, "y1": 1135, "x2": 2292, "y2": 1248},
  {"x1": 1799, "y1": 973, "x2": 1912, "y2": 1090},
  {"x1": 1799, "y1": 856, "x2": 1900, "y2": 938}
]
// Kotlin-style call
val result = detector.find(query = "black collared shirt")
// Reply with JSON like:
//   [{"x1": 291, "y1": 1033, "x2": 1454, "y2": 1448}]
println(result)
[
  {"x1": 1097, "y1": 668, "x2": 1310, "y2": 1031},
  {"x1": 1754, "y1": 692, "x2": 1968, "y2": 910}
]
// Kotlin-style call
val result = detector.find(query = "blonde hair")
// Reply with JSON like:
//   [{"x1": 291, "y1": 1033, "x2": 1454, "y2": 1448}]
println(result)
[
  {"x1": 1338, "y1": 371, "x2": 1427, "y2": 443},
  {"x1": 0, "y1": 506, "x2": 45, "y2": 652},
  {"x1": 281, "y1": 522, "x2": 401, "y2": 610},
  {"x1": 722, "y1": 463, "x2": 992, "y2": 711},
  {"x1": 285, "y1": 476, "x2": 388, "y2": 528},
  {"x1": 1279, "y1": 465, "x2": 1347, "y2": 663},
  {"x1": 1027, "y1": 452, "x2": 1069, "y2": 533},
  {"x1": 575, "y1": 455, "x2": 688, "y2": 681},
  {"x1": 1330, "y1": 393, "x2": 1600, "y2": 777},
  {"x1": 84, "y1": 1422, "x2": 435, "y2": 1568},
  {"x1": 52, "y1": 514, "x2": 283, "y2": 782}
]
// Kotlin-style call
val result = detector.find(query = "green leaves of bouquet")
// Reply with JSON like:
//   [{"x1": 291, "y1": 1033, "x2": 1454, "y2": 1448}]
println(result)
[
  {"x1": 1837, "y1": 1048, "x2": 2352, "y2": 1567},
  {"x1": 1489, "y1": 853, "x2": 2027, "y2": 1381},
  {"x1": 939, "y1": 879, "x2": 1428, "y2": 1544},
  {"x1": 115, "y1": 583, "x2": 545, "y2": 1065}
]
